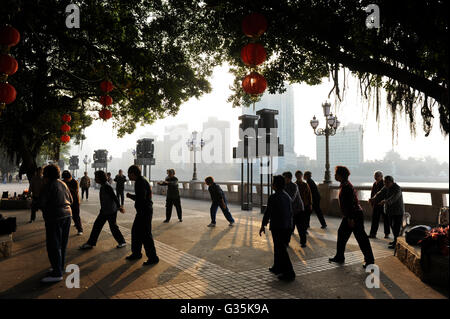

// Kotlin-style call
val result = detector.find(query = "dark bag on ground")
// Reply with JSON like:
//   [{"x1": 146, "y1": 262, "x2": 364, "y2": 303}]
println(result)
[
  {"x1": 0, "y1": 216, "x2": 17, "y2": 235},
  {"x1": 405, "y1": 225, "x2": 431, "y2": 246}
]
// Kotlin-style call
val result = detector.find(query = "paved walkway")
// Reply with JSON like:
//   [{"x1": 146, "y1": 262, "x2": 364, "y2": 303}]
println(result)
[{"x1": 0, "y1": 183, "x2": 447, "y2": 299}]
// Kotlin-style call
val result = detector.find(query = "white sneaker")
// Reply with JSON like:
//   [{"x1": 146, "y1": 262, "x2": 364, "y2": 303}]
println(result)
[
  {"x1": 116, "y1": 242, "x2": 126, "y2": 248},
  {"x1": 41, "y1": 276, "x2": 63, "y2": 283},
  {"x1": 207, "y1": 223, "x2": 216, "y2": 227},
  {"x1": 77, "y1": 232, "x2": 83, "y2": 236},
  {"x1": 229, "y1": 222, "x2": 235, "y2": 227}
]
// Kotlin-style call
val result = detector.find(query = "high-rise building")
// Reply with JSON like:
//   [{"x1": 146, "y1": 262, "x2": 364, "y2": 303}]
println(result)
[
  {"x1": 201, "y1": 117, "x2": 232, "y2": 163},
  {"x1": 316, "y1": 123, "x2": 364, "y2": 170}
]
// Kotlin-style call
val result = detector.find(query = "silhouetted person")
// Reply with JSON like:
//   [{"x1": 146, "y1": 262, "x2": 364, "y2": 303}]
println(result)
[
  {"x1": 370, "y1": 175, "x2": 404, "y2": 249},
  {"x1": 107, "y1": 172, "x2": 113, "y2": 185},
  {"x1": 62, "y1": 170, "x2": 83, "y2": 235},
  {"x1": 80, "y1": 170, "x2": 126, "y2": 249},
  {"x1": 260, "y1": 175, "x2": 296, "y2": 281},
  {"x1": 205, "y1": 176, "x2": 235, "y2": 227},
  {"x1": 304, "y1": 171, "x2": 327, "y2": 229},
  {"x1": 368, "y1": 171, "x2": 390, "y2": 239},
  {"x1": 80, "y1": 171, "x2": 91, "y2": 200},
  {"x1": 114, "y1": 169, "x2": 127, "y2": 206},
  {"x1": 39, "y1": 164, "x2": 73, "y2": 283},
  {"x1": 158, "y1": 169, "x2": 182, "y2": 222},
  {"x1": 295, "y1": 171, "x2": 313, "y2": 231},
  {"x1": 126, "y1": 165, "x2": 159, "y2": 266},
  {"x1": 282, "y1": 172, "x2": 306, "y2": 247},
  {"x1": 29, "y1": 167, "x2": 44, "y2": 223},
  {"x1": 329, "y1": 166, "x2": 375, "y2": 268}
]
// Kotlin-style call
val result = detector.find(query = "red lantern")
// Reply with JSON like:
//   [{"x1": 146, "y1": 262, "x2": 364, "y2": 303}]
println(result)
[
  {"x1": 242, "y1": 72, "x2": 267, "y2": 95},
  {"x1": 100, "y1": 80, "x2": 113, "y2": 93},
  {"x1": 61, "y1": 123, "x2": 71, "y2": 132},
  {"x1": 100, "y1": 95, "x2": 113, "y2": 106},
  {"x1": 242, "y1": 13, "x2": 267, "y2": 38},
  {"x1": 0, "y1": 82, "x2": 17, "y2": 104},
  {"x1": 0, "y1": 54, "x2": 18, "y2": 75},
  {"x1": 99, "y1": 108, "x2": 112, "y2": 120},
  {"x1": 241, "y1": 43, "x2": 267, "y2": 66},
  {"x1": 0, "y1": 26, "x2": 20, "y2": 47},
  {"x1": 62, "y1": 114, "x2": 71, "y2": 122},
  {"x1": 61, "y1": 135, "x2": 70, "y2": 143}
]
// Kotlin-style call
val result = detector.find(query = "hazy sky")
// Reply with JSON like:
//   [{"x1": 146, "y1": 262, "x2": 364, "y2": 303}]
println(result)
[{"x1": 72, "y1": 65, "x2": 449, "y2": 164}]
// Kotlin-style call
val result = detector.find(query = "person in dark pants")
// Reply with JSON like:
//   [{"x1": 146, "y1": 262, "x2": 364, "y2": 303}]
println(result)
[
  {"x1": 304, "y1": 171, "x2": 327, "y2": 229},
  {"x1": 329, "y1": 166, "x2": 375, "y2": 268},
  {"x1": 260, "y1": 175, "x2": 296, "y2": 281},
  {"x1": 29, "y1": 167, "x2": 44, "y2": 223},
  {"x1": 370, "y1": 175, "x2": 405, "y2": 249},
  {"x1": 295, "y1": 171, "x2": 313, "y2": 233},
  {"x1": 80, "y1": 171, "x2": 91, "y2": 200},
  {"x1": 126, "y1": 165, "x2": 159, "y2": 266},
  {"x1": 205, "y1": 176, "x2": 235, "y2": 227},
  {"x1": 114, "y1": 169, "x2": 127, "y2": 206},
  {"x1": 39, "y1": 164, "x2": 73, "y2": 283},
  {"x1": 368, "y1": 171, "x2": 390, "y2": 239},
  {"x1": 158, "y1": 169, "x2": 182, "y2": 222},
  {"x1": 62, "y1": 170, "x2": 83, "y2": 235},
  {"x1": 80, "y1": 171, "x2": 126, "y2": 249},
  {"x1": 282, "y1": 172, "x2": 306, "y2": 247}
]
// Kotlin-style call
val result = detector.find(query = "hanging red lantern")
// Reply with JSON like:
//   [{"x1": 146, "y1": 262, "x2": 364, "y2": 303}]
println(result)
[
  {"x1": 241, "y1": 43, "x2": 267, "y2": 66},
  {"x1": 100, "y1": 95, "x2": 113, "y2": 106},
  {"x1": 61, "y1": 123, "x2": 71, "y2": 132},
  {"x1": 242, "y1": 13, "x2": 267, "y2": 38},
  {"x1": 99, "y1": 108, "x2": 112, "y2": 120},
  {"x1": 0, "y1": 82, "x2": 16, "y2": 104},
  {"x1": 61, "y1": 114, "x2": 71, "y2": 122},
  {"x1": 242, "y1": 72, "x2": 267, "y2": 95},
  {"x1": 0, "y1": 54, "x2": 18, "y2": 75},
  {"x1": 61, "y1": 135, "x2": 70, "y2": 143},
  {"x1": 100, "y1": 80, "x2": 113, "y2": 93},
  {"x1": 0, "y1": 26, "x2": 21, "y2": 47}
]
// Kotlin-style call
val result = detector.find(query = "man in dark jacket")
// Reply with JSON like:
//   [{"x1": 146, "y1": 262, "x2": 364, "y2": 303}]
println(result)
[
  {"x1": 126, "y1": 165, "x2": 159, "y2": 266},
  {"x1": 304, "y1": 171, "x2": 327, "y2": 229},
  {"x1": 39, "y1": 164, "x2": 73, "y2": 283},
  {"x1": 205, "y1": 176, "x2": 235, "y2": 227},
  {"x1": 62, "y1": 170, "x2": 83, "y2": 235},
  {"x1": 260, "y1": 175, "x2": 296, "y2": 281},
  {"x1": 114, "y1": 169, "x2": 127, "y2": 206},
  {"x1": 282, "y1": 172, "x2": 306, "y2": 247},
  {"x1": 368, "y1": 171, "x2": 390, "y2": 239},
  {"x1": 370, "y1": 175, "x2": 405, "y2": 249},
  {"x1": 80, "y1": 170, "x2": 126, "y2": 250},
  {"x1": 80, "y1": 171, "x2": 91, "y2": 200},
  {"x1": 158, "y1": 169, "x2": 182, "y2": 222}
]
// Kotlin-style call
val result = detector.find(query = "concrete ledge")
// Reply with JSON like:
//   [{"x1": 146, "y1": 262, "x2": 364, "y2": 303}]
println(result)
[
  {"x1": 395, "y1": 237, "x2": 423, "y2": 279},
  {"x1": 0, "y1": 234, "x2": 13, "y2": 259}
]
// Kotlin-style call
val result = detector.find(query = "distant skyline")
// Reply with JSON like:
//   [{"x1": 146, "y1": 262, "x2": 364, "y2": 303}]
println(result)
[{"x1": 71, "y1": 65, "x2": 449, "y2": 164}]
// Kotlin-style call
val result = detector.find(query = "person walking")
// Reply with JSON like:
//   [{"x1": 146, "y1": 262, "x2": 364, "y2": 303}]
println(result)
[
  {"x1": 282, "y1": 172, "x2": 306, "y2": 247},
  {"x1": 80, "y1": 170, "x2": 126, "y2": 250},
  {"x1": 369, "y1": 175, "x2": 405, "y2": 249},
  {"x1": 329, "y1": 166, "x2": 375, "y2": 268},
  {"x1": 39, "y1": 164, "x2": 73, "y2": 283},
  {"x1": 125, "y1": 165, "x2": 159, "y2": 266},
  {"x1": 259, "y1": 175, "x2": 296, "y2": 281},
  {"x1": 295, "y1": 171, "x2": 313, "y2": 231},
  {"x1": 29, "y1": 167, "x2": 44, "y2": 223},
  {"x1": 368, "y1": 171, "x2": 390, "y2": 239},
  {"x1": 304, "y1": 171, "x2": 327, "y2": 229},
  {"x1": 114, "y1": 169, "x2": 127, "y2": 206},
  {"x1": 80, "y1": 171, "x2": 91, "y2": 201},
  {"x1": 205, "y1": 176, "x2": 235, "y2": 227},
  {"x1": 158, "y1": 169, "x2": 182, "y2": 222},
  {"x1": 62, "y1": 170, "x2": 83, "y2": 235},
  {"x1": 107, "y1": 172, "x2": 113, "y2": 185}
]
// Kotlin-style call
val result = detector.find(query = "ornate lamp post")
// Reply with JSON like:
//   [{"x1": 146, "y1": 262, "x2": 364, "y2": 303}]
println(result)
[
  {"x1": 83, "y1": 155, "x2": 91, "y2": 173},
  {"x1": 310, "y1": 102, "x2": 341, "y2": 184},
  {"x1": 186, "y1": 131, "x2": 205, "y2": 181}
]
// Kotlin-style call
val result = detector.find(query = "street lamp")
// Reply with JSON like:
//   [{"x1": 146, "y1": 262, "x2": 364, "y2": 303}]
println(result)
[
  {"x1": 310, "y1": 101, "x2": 340, "y2": 184},
  {"x1": 186, "y1": 131, "x2": 205, "y2": 181},
  {"x1": 83, "y1": 155, "x2": 91, "y2": 173}
]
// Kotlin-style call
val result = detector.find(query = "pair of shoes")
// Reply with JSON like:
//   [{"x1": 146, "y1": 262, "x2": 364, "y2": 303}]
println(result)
[
  {"x1": 301, "y1": 243, "x2": 307, "y2": 248},
  {"x1": 363, "y1": 261, "x2": 375, "y2": 268},
  {"x1": 329, "y1": 256, "x2": 345, "y2": 263},
  {"x1": 163, "y1": 219, "x2": 170, "y2": 223},
  {"x1": 384, "y1": 234, "x2": 390, "y2": 239},
  {"x1": 116, "y1": 242, "x2": 126, "y2": 248},
  {"x1": 126, "y1": 254, "x2": 142, "y2": 260},
  {"x1": 368, "y1": 234, "x2": 377, "y2": 239},
  {"x1": 269, "y1": 266, "x2": 282, "y2": 275},
  {"x1": 79, "y1": 243, "x2": 93, "y2": 250},
  {"x1": 179, "y1": 219, "x2": 183, "y2": 222},
  {"x1": 143, "y1": 256, "x2": 159, "y2": 266},
  {"x1": 41, "y1": 276, "x2": 63, "y2": 283},
  {"x1": 278, "y1": 273, "x2": 296, "y2": 282},
  {"x1": 229, "y1": 221, "x2": 235, "y2": 227},
  {"x1": 321, "y1": 225, "x2": 327, "y2": 229},
  {"x1": 77, "y1": 232, "x2": 83, "y2": 236},
  {"x1": 388, "y1": 243, "x2": 396, "y2": 249},
  {"x1": 207, "y1": 223, "x2": 216, "y2": 227}
]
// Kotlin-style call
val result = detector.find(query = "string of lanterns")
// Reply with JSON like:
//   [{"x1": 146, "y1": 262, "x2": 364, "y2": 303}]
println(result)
[
  {"x1": 0, "y1": 25, "x2": 20, "y2": 117},
  {"x1": 60, "y1": 114, "x2": 71, "y2": 144},
  {"x1": 99, "y1": 80, "x2": 113, "y2": 120},
  {"x1": 241, "y1": 13, "x2": 268, "y2": 101}
]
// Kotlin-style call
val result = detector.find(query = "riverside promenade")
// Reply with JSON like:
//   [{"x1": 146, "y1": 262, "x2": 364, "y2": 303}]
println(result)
[{"x1": 0, "y1": 183, "x2": 447, "y2": 299}]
